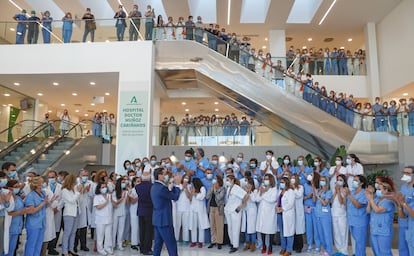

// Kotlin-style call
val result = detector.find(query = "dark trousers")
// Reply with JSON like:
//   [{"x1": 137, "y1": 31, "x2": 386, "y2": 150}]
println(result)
[
  {"x1": 139, "y1": 216, "x2": 153, "y2": 253},
  {"x1": 47, "y1": 232, "x2": 60, "y2": 250},
  {"x1": 153, "y1": 226, "x2": 177, "y2": 256},
  {"x1": 74, "y1": 227, "x2": 87, "y2": 249},
  {"x1": 293, "y1": 234, "x2": 303, "y2": 251}
]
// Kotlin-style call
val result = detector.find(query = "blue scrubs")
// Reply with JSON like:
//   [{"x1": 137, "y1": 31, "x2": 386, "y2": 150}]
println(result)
[
  {"x1": 388, "y1": 105, "x2": 398, "y2": 132},
  {"x1": 239, "y1": 120, "x2": 250, "y2": 136},
  {"x1": 62, "y1": 17, "x2": 73, "y2": 43},
  {"x1": 400, "y1": 184, "x2": 414, "y2": 256},
  {"x1": 6, "y1": 196, "x2": 24, "y2": 256},
  {"x1": 42, "y1": 16, "x2": 53, "y2": 43},
  {"x1": 303, "y1": 183, "x2": 320, "y2": 250},
  {"x1": 381, "y1": 107, "x2": 389, "y2": 131},
  {"x1": 347, "y1": 189, "x2": 368, "y2": 256},
  {"x1": 25, "y1": 190, "x2": 46, "y2": 256},
  {"x1": 406, "y1": 195, "x2": 414, "y2": 256},
  {"x1": 303, "y1": 79, "x2": 313, "y2": 103},
  {"x1": 336, "y1": 98, "x2": 346, "y2": 122},
  {"x1": 409, "y1": 103, "x2": 414, "y2": 136},
  {"x1": 370, "y1": 197, "x2": 394, "y2": 256},
  {"x1": 195, "y1": 157, "x2": 209, "y2": 179},
  {"x1": 345, "y1": 100, "x2": 354, "y2": 126},
  {"x1": 315, "y1": 189, "x2": 333, "y2": 255},
  {"x1": 324, "y1": 55, "x2": 331, "y2": 75},
  {"x1": 330, "y1": 51, "x2": 338, "y2": 75},
  {"x1": 372, "y1": 104, "x2": 383, "y2": 131},
  {"x1": 326, "y1": 96, "x2": 336, "y2": 116},
  {"x1": 311, "y1": 87, "x2": 321, "y2": 108},
  {"x1": 14, "y1": 14, "x2": 27, "y2": 44},
  {"x1": 178, "y1": 159, "x2": 196, "y2": 177}
]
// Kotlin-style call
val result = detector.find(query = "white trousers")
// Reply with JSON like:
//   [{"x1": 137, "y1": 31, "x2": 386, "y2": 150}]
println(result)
[
  {"x1": 130, "y1": 204, "x2": 139, "y2": 246},
  {"x1": 225, "y1": 211, "x2": 242, "y2": 248},
  {"x1": 112, "y1": 215, "x2": 126, "y2": 248},
  {"x1": 96, "y1": 223, "x2": 113, "y2": 252},
  {"x1": 175, "y1": 211, "x2": 190, "y2": 241},
  {"x1": 332, "y1": 215, "x2": 349, "y2": 254},
  {"x1": 191, "y1": 212, "x2": 204, "y2": 243}
]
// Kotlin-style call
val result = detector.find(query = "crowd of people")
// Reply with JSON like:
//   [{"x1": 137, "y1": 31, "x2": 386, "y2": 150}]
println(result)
[
  {"x1": 91, "y1": 112, "x2": 116, "y2": 143},
  {"x1": 159, "y1": 113, "x2": 259, "y2": 145},
  {"x1": 1, "y1": 150, "x2": 414, "y2": 256}
]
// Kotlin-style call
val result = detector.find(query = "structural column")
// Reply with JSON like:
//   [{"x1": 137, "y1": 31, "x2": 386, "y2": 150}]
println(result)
[{"x1": 364, "y1": 22, "x2": 381, "y2": 101}]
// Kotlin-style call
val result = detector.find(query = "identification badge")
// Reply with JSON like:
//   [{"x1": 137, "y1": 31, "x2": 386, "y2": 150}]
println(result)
[{"x1": 322, "y1": 207, "x2": 329, "y2": 213}]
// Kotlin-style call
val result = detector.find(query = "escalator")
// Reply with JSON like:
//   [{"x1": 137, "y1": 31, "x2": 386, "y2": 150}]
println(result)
[{"x1": 154, "y1": 40, "x2": 398, "y2": 163}]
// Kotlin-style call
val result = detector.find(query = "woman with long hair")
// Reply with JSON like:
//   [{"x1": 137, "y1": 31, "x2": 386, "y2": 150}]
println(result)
[
  {"x1": 277, "y1": 177, "x2": 295, "y2": 256},
  {"x1": 331, "y1": 174, "x2": 349, "y2": 256},
  {"x1": 206, "y1": 175, "x2": 225, "y2": 249},
  {"x1": 291, "y1": 174, "x2": 305, "y2": 253},
  {"x1": 241, "y1": 177, "x2": 258, "y2": 252},
  {"x1": 175, "y1": 175, "x2": 192, "y2": 245},
  {"x1": 61, "y1": 174, "x2": 81, "y2": 256},
  {"x1": 112, "y1": 176, "x2": 128, "y2": 250},
  {"x1": 94, "y1": 182, "x2": 114, "y2": 255},
  {"x1": 345, "y1": 154, "x2": 364, "y2": 190},
  {"x1": 189, "y1": 178, "x2": 209, "y2": 248}
]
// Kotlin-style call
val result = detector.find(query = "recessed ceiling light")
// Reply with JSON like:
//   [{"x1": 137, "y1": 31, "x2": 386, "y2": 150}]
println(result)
[
  {"x1": 302, "y1": 46, "x2": 307, "y2": 49},
  {"x1": 265, "y1": 38, "x2": 268, "y2": 41},
  {"x1": 13, "y1": 82, "x2": 20, "y2": 86},
  {"x1": 105, "y1": 40, "x2": 110, "y2": 42},
  {"x1": 214, "y1": 102, "x2": 219, "y2": 105},
  {"x1": 60, "y1": 103, "x2": 65, "y2": 106},
  {"x1": 90, "y1": 82, "x2": 96, "y2": 85},
  {"x1": 214, "y1": 108, "x2": 219, "y2": 112},
  {"x1": 340, "y1": 46, "x2": 345, "y2": 49},
  {"x1": 84, "y1": 113, "x2": 89, "y2": 116},
  {"x1": 2, "y1": 104, "x2": 6, "y2": 107},
  {"x1": 185, "y1": 109, "x2": 189, "y2": 112},
  {"x1": 8, "y1": 104, "x2": 13, "y2": 106},
  {"x1": 262, "y1": 45, "x2": 267, "y2": 49},
  {"x1": 53, "y1": 82, "x2": 59, "y2": 86},
  {"x1": 90, "y1": 103, "x2": 95, "y2": 106},
  {"x1": 103, "y1": 109, "x2": 107, "y2": 112},
  {"x1": 37, "y1": 93, "x2": 43, "y2": 96},
  {"x1": 72, "y1": 93, "x2": 78, "y2": 96},
  {"x1": 3, "y1": 93, "x2": 10, "y2": 97},
  {"x1": 48, "y1": 110, "x2": 52, "y2": 113},
  {"x1": 347, "y1": 38, "x2": 353, "y2": 42},
  {"x1": 307, "y1": 38, "x2": 312, "y2": 41},
  {"x1": 105, "y1": 92, "x2": 110, "y2": 96},
  {"x1": 75, "y1": 109, "x2": 80, "y2": 113},
  {"x1": 403, "y1": 93, "x2": 409, "y2": 96},
  {"x1": 9, "y1": 28, "x2": 15, "y2": 31},
  {"x1": 181, "y1": 102, "x2": 186, "y2": 105}
]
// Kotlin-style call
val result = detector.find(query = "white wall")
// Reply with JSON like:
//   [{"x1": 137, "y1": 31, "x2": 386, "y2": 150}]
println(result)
[
  {"x1": 312, "y1": 75, "x2": 368, "y2": 97},
  {"x1": 377, "y1": 0, "x2": 414, "y2": 95}
]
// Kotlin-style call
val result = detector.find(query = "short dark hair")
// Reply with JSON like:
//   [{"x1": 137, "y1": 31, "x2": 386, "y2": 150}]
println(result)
[
  {"x1": 1, "y1": 162, "x2": 16, "y2": 171},
  {"x1": 265, "y1": 150, "x2": 273, "y2": 155},
  {"x1": 184, "y1": 150, "x2": 192, "y2": 155},
  {"x1": 153, "y1": 167, "x2": 164, "y2": 181},
  {"x1": 197, "y1": 148, "x2": 204, "y2": 157}
]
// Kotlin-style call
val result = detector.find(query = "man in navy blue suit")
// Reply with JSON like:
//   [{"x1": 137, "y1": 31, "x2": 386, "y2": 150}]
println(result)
[{"x1": 151, "y1": 167, "x2": 181, "y2": 256}]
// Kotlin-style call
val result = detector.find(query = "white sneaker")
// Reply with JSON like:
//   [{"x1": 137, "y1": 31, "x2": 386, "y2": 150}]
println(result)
[
  {"x1": 118, "y1": 245, "x2": 125, "y2": 251},
  {"x1": 105, "y1": 248, "x2": 114, "y2": 255},
  {"x1": 98, "y1": 249, "x2": 108, "y2": 255}
]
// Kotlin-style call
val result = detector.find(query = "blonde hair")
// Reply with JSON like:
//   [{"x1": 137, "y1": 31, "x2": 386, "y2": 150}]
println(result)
[
  {"x1": 62, "y1": 173, "x2": 77, "y2": 191},
  {"x1": 94, "y1": 169, "x2": 107, "y2": 183},
  {"x1": 29, "y1": 176, "x2": 44, "y2": 191}
]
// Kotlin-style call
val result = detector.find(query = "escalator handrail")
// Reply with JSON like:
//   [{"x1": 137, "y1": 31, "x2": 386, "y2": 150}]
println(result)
[{"x1": 0, "y1": 119, "x2": 44, "y2": 138}]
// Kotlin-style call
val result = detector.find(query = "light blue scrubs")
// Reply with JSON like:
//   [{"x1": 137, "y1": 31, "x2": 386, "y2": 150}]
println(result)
[
  {"x1": 345, "y1": 99, "x2": 354, "y2": 126},
  {"x1": 24, "y1": 190, "x2": 46, "y2": 256},
  {"x1": 41, "y1": 16, "x2": 53, "y2": 43},
  {"x1": 347, "y1": 189, "x2": 368, "y2": 256},
  {"x1": 314, "y1": 189, "x2": 333, "y2": 255},
  {"x1": 15, "y1": 14, "x2": 27, "y2": 44},
  {"x1": 303, "y1": 183, "x2": 320, "y2": 250},
  {"x1": 178, "y1": 159, "x2": 196, "y2": 177},
  {"x1": 370, "y1": 197, "x2": 394, "y2": 256},
  {"x1": 6, "y1": 195, "x2": 24, "y2": 256},
  {"x1": 195, "y1": 157, "x2": 210, "y2": 179},
  {"x1": 372, "y1": 104, "x2": 383, "y2": 131},
  {"x1": 406, "y1": 196, "x2": 414, "y2": 256},
  {"x1": 326, "y1": 95, "x2": 336, "y2": 116},
  {"x1": 399, "y1": 183, "x2": 414, "y2": 256}
]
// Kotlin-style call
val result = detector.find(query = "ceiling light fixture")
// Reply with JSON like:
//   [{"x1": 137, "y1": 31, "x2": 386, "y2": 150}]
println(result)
[
  {"x1": 105, "y1": 92, "x2": 110, "y2": 96},
  {"x1": 9, "y1": 28, "x2": 15, "y2": 31},
  {"x1": 307, "y1": 38, "x2": 312, "y2": 41},
  {"x1": 72, "y1": 93, "x2": 78, "y2": 96},
  {"x1": 37, "y1": 93, "x2": 43, "y2": 96},
  {"x1": 403, "y1": 93, "x2": 409, "y2": 96},
  {"x1": 90, "y1": 82, "x2": 96, "y2": 85},
  {"x1": 84, "y1": 114, "x2": 89, "y2": 117},
  {"x1": 60, "y1": 103, "x2": 65, "y2": 106},
  {"x1": 318, "y1": 0, "x2": 337, "y2": 26},
  {"x1": 227, "y1": 0, "x2": 231, "y2": 25},
  {"x1": 3, "y1": 93, "x2": 10, "y2": 97},
  {"x1": 214, "y1": 102, "x2": 219, "y2": 105},
  {"x1": 48, "y1": 110, "x2": 52, "y2": 113},
  {"x1": 347, "y1": 38, "x2": 353, "y2": 42},
  {"x1": 340, "y1": 46, "x2": 345, "y2": 49},
  {"x1": 13, "y1": 82, "x2": 20, "y2": 86},
  {"x1": 8, "y1": 104, "x2": 13, "y2": 106},
  {"x1": 53, "y1": 82, "x2": 59, "y2": 86},
  {"x1": 214, "y1": 108, "x2": 219, "y2": 112},
  {"x1": 103, "y1": 109, "x2": 107, "y2": 112},
  {"x1": 181, "y1": 102, "x2": 186, "y2": 105},
  {"x1": 302, "y1": 46, "x2": 307, "y2": 49},
  {"x1": 90, "y1": 103, "x2": 95, "y2": 106},
  {"x1": 265, "y1": 38, "x2": 268, "y2": 41},
  {"x1": 185, "y1": 109, "x2": 189, "y2": 112},
  {"x1": 262, "y1": 45, "x2": 267, "y2": 49},
  {"x1": 75, "y1": 109, "x2": 80, "y2": 113}
]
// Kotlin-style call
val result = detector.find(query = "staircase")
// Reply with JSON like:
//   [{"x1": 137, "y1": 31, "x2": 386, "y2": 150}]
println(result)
[{"x1": 31, "y1": 138, "x2": 76, "y2": 172}]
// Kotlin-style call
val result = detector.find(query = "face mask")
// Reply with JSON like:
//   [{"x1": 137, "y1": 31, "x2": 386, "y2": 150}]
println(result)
[
  {"x1": 129, "y1": 165, "x2": 134, "y2": 170},
  {"x1": 263, "y1": 180, "x2": 270, "y2": 186},
  {"x1": 266, "y1": 155, "x2": 272, "y2": 160},
  {"x1": 307, "y1": 175, "x2": 313, "y2": 182},
  {"x1": 101, "y1": 188, "x2": 108, "y2": 194},
  {"x1": 13, "y1": 188, "x2": 20, "y2": 195},
  {"x1": 237, "y1": 157, "x2": 243, "y2": 163},
  {"x1": 211, "y1": 160, "x2": 217, "y2": 166},
  {"x1": 57, "y1": 177, "x2": 63, "y2": 184},
  {"x1": 297, "y1": 160, "x2": 303, "y2": 166},
  {"x1": 121, "y1": 183, "x2": 126, "y2": 189},
  {"x1": 185, "y1": 157, "x2": 191, "y2": 162},
  {"x1": 0, "y1": 179, "x2": 7, "y2": 187},
  {"x1": 401, "y1": 174, "x2": 412, "y2": 183},
  {"x1": 164, "y1": 163, "x2": 170, "y2": 168},
  {"x1": 80, "y1": 176, "x2": 88, "y2": 183},
  {"x1": 280, "y1": 183, "x2": 286, "y2": 189},
  {"x1": 143, "y1": 162, "x2": 149, "y2": 166},
  {"x1": 150, "y1": 160, "x2": 157, "y2": 166},
  {"x1": 352, "y1": 180, "x2": 359, "y2": 189},
  {"x1": 335, "y1": 160, "x2": 342, "y2": 166},
  {"x1": 290, "y1": 178, "x2": 296, "y2": 185},
  {"x1": 8, "y1": 171, "x2": 16, "y2": 179},
  {"x1": 283, "y1": 160, "x2": 290, "y2": 165},
  {"x1": 212, "y1": 179, "x2": 217, "y2": 184},
  {"x1": 48, "y1": 178, "x2": 56, "y2": 185},
  {"x1": 319, "y1": 181, "x2": 326, "y2": 187},
  {"x1": 206, "y1": 174, "x2": 213, "y2": 180},
  {"x1": 227, "y1": 164, "x2": 233, "y2": 169},
  {"x1": 136, "y1": 162, "x2": 141, "y2": 168},
  {"x1": 336, "y1": 181, "x2": 344, "y2": 187},
  {"x1": 161, "y1": 162, "x2": 166, "y2": 167},
  {"x1": 193, "y1": 152, "x2": 197, "y2": 158},
  {"x1": 314, "y1": 162, "x2": 320, "y2": 167},
  {"x1": 346, "y1": 159, "x2": 352, "y2": 165},
  {"x1": 225, "y1": 181, "x2": 231, "y2": 187},
  {"x1": 163, "y1": 175, "x2": 169, "y2": 183},
  {"x1": 183, "y1": 178, "x2": 189, "y2": 183},
  {"x1": 374, "y1": 183, "x2": 379, "y2": 190},
  {"x1": 375, "y1": 190, "x2": 383, "y2": 198}
]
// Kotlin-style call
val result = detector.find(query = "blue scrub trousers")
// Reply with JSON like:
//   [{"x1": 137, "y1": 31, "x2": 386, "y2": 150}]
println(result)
[
  {"x1": 324, "y1": 59, "x2": 330, "y2": 75},
  {"x1": 145, "y1": 21, "x2": 153, "y2": 40},
  {"x1": 346, "y1": 110, "x2": 354, "y2": 126},
  {"x1": 399, "y1": 225, "x2": 409, "y2": 256},
  {"x1": 63, "y1": 29, "x2": 72, "y2": 43},
  {"x1": 16, "y1": 24, "x2": 26, "y2": 44},
  {"x1": 42, "y1": 27, "x2": 51, "y2": 43},
  {"x1": 25, "y1": 227, "x2": 45, "y2": 256},
  {"x1": 389, "y1": 117, "x2": 398, "y2": 132},
  {"x1": 5, "y1": 233, "x2": 19, "y2": 256},
  {"x1": 349, "y1": 225, "x2": 367, "y2": 256},
  {"x1": 331, "y1": 60, "x2": 338, "y2": 75},
  {"x1": 370, "y1": 234, "x2": 392, "y2": 256},
  {"x1": 277, "y1": 214, "x2": 293, "y2": 253},
  {"x1": 153, "y1": 225, "x2": 177, "y2": 256},
  {"x1": 305, "y1": 208, "x2": 320, "y2": 249},
  {"x1": 315, "y1": 216, "x2": 333, "y2": 255}
]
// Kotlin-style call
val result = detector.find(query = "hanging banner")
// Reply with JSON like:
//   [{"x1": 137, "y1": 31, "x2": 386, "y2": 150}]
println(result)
[{"x1": 8, "y1": 107, "x2": 20, "y2": 142}]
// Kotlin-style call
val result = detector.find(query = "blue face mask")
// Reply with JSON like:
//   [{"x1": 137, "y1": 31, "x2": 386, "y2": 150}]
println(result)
[
  {"x1": 13, "y1": 188, "x2": 20, "y2": 195},
  {"x1": 163, "y1": 175, "x2": 170, "y2": 183},
  {"x1": 211, "y1": 160, "x2": 217, "y2": 166},
  {"x1": 374, "y1": 183, "x2": 379, "y2": 190},
  {"x1": 165, "y1": 163, "x2": 171, "y2": 168},
  {"x1": 250, "y1": 164, "x2": 256, "y2": 169},
  {"x1": 336, "y1": 181, "x2": 344, "y2": 187},
  {"x1": 48, "y1": 178, "x2": 56, "y2": 185},
  {"x1": 101, "y1": 188, "x2": 108, "y2": 194},
  {"x1": 314, "y1": 162, "x2": 320, "y2": 167},
  {"x1": 0, "y1": 179, "x2": 7, "y2": 188},
  {"x1": 121, "y1": 183, "x2": 126, "y2": 189},
  {"x1": 81, "y1": 177, "x2": 88, "y2": 183},
  {"x1": 150, "y1": 160, "x2": 157, "y2": 166},
  {"x1": 375, "y1": 190, "x2": 383, "y2": 198},
  {"x1": 8, "y1": 171, "x2": 17, "y2": 179},
  {"x1": 279, "y1": 183, "x2": 286, "y2": 189},
  {"x1": 320, "y1": 181, "x2": 326, "y2": 187},
  {"x1": 185, "y1": 157, "x2": 191, "y2": 162},
  {"x1": 206, "y1": 174, "x2": 213, "y2": 180},
  {"x1": 352, "y1": 180, "x2": 359, "y2": 189}
]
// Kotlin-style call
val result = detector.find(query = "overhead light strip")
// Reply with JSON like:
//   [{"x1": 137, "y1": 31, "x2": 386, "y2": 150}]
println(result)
[
  {"x1": 318, "y1": 0, "x2": 337, "y2": 25},
  {"x1": 227, "y1": 0, "x2": 231, "y2": 25}
]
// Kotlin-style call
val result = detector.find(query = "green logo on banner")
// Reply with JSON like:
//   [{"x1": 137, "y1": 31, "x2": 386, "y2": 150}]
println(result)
[
  {"x1": 8, "y1": 106, "x2": 20, "y2": 142},
  {"x1": 130, "y1": 96, "x2": 137, "y2": 104}
]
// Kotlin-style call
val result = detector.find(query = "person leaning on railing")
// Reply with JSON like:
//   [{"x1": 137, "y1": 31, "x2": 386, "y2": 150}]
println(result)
[
  {"x1": 129, "y1": 4, "x2": 141, "y2": 41},
  {"x1": 62, "y1": 12, "x2": 73, "y2": 43},
  {"x1": 114, "y1": 5, "x2": 127, "y2": 41},
  {"x1": 82, "y1": 8, "x2": 95, "y2": 43},
  {"x1": 144, "y1": 5, "x2": 155, "y2": 40}
]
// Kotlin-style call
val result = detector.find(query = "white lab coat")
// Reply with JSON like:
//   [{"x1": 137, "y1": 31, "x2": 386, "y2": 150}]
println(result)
[
  {"x1": 278, "y1": 189, "x2": 295, "y2": 237},
  {"x1": 329, "y1": 166, "x2": 347, "y2": 192},
  {"x1": 3, "y1": 195, "x2": 15, "y2": 254},
  {"x1": 88, "y1": 182, "x2": 98, "y2": 228},
  {"x1": 48, "y1": 183, "x2": 63, "y2": 232},
  {"x1": 44, "y1": 188, "x2": 57, "y2": 242},
  {"x1": 241, "y1": 189, "x2": 258, "y2": 233},
  {"x1": 293, "y1": 186, "x2": 305, "y2": 234},
  {"x1": 78, "y1": 181, "x2": 92, "y2": 228},
  {"x1": 256, "y1": 186, "x2": 278, "y2": 234},
  {"x1": 189, "y1": 186, "x2": 210, "y2": 230}
]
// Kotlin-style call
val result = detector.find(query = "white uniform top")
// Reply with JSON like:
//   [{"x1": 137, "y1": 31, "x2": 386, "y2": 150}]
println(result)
[
  {"x1": 112, "y1": 190, "x2": 127, "y2": 217},
  {"x1": 345, "y1": 163, "x2": 364, "y2": 189},
  {"x1": 260, "y1": 160, "x2": 280, "y2": 175},
  {"x1": 329, "y1": 166, "x2": 347, "y2": 191},
  {"x1": 94, "y1": 194, "x2": 113, "y2": 225},
  {"x1": 43, "y1": 188, "x2": 57, "y2": 242},
  {"x1": 331, "y1": 191, "x2": 347, "y2": 217},
  {"x1": 293, "y1": 185, "x2": 305, "y2": 234},
  {"x1": 176, "y1": 184, "x2": 191, "y2": 212},
  {"x1": 224, "y1": 184, "x2": 247, "y2": 212},
  {"x1": 256, "y1": 187, "x2": 278, "y2": 234}
]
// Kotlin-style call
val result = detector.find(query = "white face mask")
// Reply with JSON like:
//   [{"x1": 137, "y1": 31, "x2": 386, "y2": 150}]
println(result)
[
  {"x1": 335, "y1": 160, "x2": 342, "y2": 166},
  {"x1": 307, "y1": 175, "x2": 313, "y2": 182},
  {"x1": 263, "y1": 180, "x2": 270, "y2": 186},
  {"x1": 266, "y1": 155, "x2": 272, "y2": 160},
  {"x1": 290, "y1": 178, "x2": 296, "y2": 185},
  {"x1": 401, "y1": 174, "x2": 412, "y2": 183}
]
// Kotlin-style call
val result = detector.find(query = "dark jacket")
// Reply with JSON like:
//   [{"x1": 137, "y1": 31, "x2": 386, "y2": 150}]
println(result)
[{"x1": 135, "y1": 181, "x2": 153, "y2": 216}]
